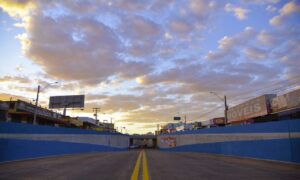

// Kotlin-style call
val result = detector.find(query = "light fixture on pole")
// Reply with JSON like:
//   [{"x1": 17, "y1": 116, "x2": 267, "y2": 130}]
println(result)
[
  {"x1": 93, "y1": 107, "x2": 101, "y2": 124},
  {"x1": 210, "y1": 92, "x2": 229, "y2": 124},
  {"x1": 33, "y1": 82, "x2": 58, "y2": 125}
]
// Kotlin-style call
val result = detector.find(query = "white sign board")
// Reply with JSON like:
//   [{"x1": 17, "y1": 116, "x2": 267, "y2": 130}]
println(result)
[
  {"x1": 227, "y1": 94, "x2": 274, "y2": 123},
  {"x1": 49, "y1": 95, "x2": 85, "y2": 109}
]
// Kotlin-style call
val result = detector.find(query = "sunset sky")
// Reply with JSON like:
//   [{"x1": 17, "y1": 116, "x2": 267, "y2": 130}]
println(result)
[{"x1": 0, "y1": 0, "x2": 299, "y2": 134}]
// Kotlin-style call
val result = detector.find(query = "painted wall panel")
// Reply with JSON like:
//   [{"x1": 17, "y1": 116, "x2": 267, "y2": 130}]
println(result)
[
  {"x1": 158, "y1": 119, "x2": 300, "y2": 163},
  {"x1": 0, "y1": 122, "x2": 129, "y2": 162},
  {"x1": 0, "y1": 138, "x2": 126, "y2": 162}
]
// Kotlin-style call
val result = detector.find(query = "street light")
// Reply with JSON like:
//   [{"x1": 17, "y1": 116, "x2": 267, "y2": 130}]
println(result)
[
  {"x1": 33, "y1": 82, "x2": 58, "y2": 125},
  {"x1": 210, "y1": 92, "x2": 229, "y2": 124},
  {"x1": 101, "y1": 113, "x2": 114, "y2": 124}
]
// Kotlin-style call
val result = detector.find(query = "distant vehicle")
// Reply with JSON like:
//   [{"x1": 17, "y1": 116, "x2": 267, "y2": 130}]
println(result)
[
  {"x1": 193, "y1": 122, "x2": 202, "y2": 129},
  {"x1": 129, "y1": 145, "x2": 139, "y2": 149},
  {"x1": 201, "y1": 117, "x2": 225, "y2": 128}
]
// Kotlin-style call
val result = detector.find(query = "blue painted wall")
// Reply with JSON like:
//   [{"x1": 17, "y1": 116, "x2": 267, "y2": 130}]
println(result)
[
  {"x1": 159, "y1": 119, "x2": 300, "y2": 164},
  {"x1": 0, "y1": 122, "x2": 129, "y2": 163},
  {"x1": 0, "y1": 138, "x2": 127, "y2": 162}
]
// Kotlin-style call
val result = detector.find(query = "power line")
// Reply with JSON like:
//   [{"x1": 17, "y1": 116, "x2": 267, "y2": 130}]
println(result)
[
  {"x1": 229, "y1": 76, "x2": 300, "y2": 100},
  {"x1": 191, "y1": 77, "x2": 300, "y2": 122},
  {"x1": 189, "y1": 105, "x2": 224, "y2": 122},
  {"x1": 228, "y1": 78, "x2": 300, "y2": 104}
]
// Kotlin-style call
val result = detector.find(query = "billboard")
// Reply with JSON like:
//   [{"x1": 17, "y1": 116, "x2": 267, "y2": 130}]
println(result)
[
  {"x1": 173, "y1": 116, "x2": 181, "y2": 121},
  {"x1": 227, "y1": 94, "x2": 275, "y2": 123},
  {"x1": 160, "y1": 137, "x2": 176, "y2": 147},
  {"x1": 49, "y1": 95, "x2": 85, "y2": 109},
  {"x1": 271, "y1": 89, "x2": 300, "y2": 112}
]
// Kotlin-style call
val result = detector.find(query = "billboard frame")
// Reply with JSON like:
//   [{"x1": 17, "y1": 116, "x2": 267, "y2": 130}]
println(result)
[{"x1": 49, "y1": 95, "x2": 85, "y2": 109}]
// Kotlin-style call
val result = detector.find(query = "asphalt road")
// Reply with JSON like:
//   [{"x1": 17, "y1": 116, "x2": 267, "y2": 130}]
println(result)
[
  {"x1": 0, "y1": 151, "x2": 139, "y2": 180},
  {"x1": 0, "y1": 150, "x2": 300, "y2": 180}
]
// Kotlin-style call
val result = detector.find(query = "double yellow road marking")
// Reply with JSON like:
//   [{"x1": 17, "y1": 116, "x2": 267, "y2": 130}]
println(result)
[{"x1": 131, "y1": 150, "x2": 149, "y2": 180}]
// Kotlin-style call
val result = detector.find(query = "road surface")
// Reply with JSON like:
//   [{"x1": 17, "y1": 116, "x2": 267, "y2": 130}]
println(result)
[{"x1": 0, "y1": 150, "x2": 299, "y2": 180}]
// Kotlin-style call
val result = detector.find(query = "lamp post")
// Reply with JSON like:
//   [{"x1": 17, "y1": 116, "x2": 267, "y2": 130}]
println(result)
[
  {"x1": 33, "y1": 82, "x2": 58, "y2": 125},
  {"x1": 210, "y1": 92, "x2": 229, "y2": 124},
  {"x1": 93, "y1": 107, "x2": 101, "y2": 124}
]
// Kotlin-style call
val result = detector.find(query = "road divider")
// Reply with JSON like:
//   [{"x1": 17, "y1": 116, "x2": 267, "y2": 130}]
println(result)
[{"x1": 131, "y1": 150, "x2": 149, "y2": 180}]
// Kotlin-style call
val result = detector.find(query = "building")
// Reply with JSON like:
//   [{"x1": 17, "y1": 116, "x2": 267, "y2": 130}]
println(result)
[{"x1": 78, "y1": 117, "x2": 115, "y2": 132}]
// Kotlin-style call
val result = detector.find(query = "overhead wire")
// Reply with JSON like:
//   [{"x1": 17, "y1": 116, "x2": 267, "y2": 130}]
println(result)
[
  {"x1": 189, "y1": 75, "x2": 300, "y2": 122},
  {"x1": 228, "y1": 77, "x2": 300, "y2": 105},
  {"x1": 229, "y1": 75, "x2": 300, "y2": 100}
]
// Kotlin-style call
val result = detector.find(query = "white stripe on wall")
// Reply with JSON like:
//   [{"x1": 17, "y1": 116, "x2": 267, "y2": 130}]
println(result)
[
  {"x1": 158, "y1": 133, "x2": 300, "y2": 148},
  {"x1": 0, "y1": 134, "x2": 129, "y2": 148}
]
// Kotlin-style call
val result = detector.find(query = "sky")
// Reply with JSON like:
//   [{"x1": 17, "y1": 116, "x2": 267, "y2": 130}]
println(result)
[{"x1": 0, "y1": 0, "x2": 300, "y2": 134}]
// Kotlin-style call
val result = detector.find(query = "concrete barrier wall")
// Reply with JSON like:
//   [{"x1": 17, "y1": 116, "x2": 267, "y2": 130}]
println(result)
[
  {"x1": 0, "y1": 122, "x2": 129, "y2": 162},
  {"x1": 158, "y1": 119, "x2": 300, "y2": 164}
]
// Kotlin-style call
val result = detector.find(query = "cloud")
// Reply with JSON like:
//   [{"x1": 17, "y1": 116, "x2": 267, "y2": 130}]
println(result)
[
  {"x1": 266, "y1": 5, "x2": 277, "y2": 12},
  {"x1": 242, "y1": 0, "x2": 279, "y2": 4},
  {"x1": 280, "y1": 1, "x2": 300, "y2": 15},
  {"x1": 257, "y1": 30, "x2": 278, "y2": 45},
  {"x1": 0, "y1": 1, "x2": 158, "y2": 87},
  {"x1": 0, "y1": 76, "x2": 31, "y2": 84},
  {"x1": 270, "y1": 1, "x2": 300, "y2": 26},
  {"x1": 0, "y1": 93, "x2": 29, "y2": 101},
  {"x1": 225, "y1": 3, "x2": 250, "y2": 20},
  {"x1": 121, "y1": 16, "x2": 161, "y2": 40},
  {"x1": 169, "y1": 19, "x2": 193, "y2": 35},
  {"x1": 206, "y1": 26, "x2": 255, "y2": 60},
  {"x1": 135, "y1": 60, "x2": 271, "y2": 95},
  {"x1": 111, "y1": 0, "x2": 148, "y2": 12},
  {"x1": 269, "y1": 15, "x2": 283, "y2": 26},
  {"x1": 26, "y1": 15, "x2": 123, "y2": 82},
  {"x1": 0, "y1": 0, "x2": 36, "y2": 19},
  {"x1": 244, "y1": 47, "x2": 268, "y2": 60},
  {"x1": 165, "y1": 0, "x2": 222, "y2": 39}
]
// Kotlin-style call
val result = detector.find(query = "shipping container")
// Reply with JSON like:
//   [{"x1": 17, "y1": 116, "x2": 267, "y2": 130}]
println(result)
[
  {"x1": 227, "y1": 94, "x2": 275, "y2": 123},
  {"x1": 212, "y1": 117, "x2": 225, "y2": 125},
  {"x1": 201, "y1": 117, "x2": 225, "y2": 127},
  {"x1": 271, "y1": 89, "x2": 300, "y2": 112},
  {"x1": 201, "y1": 119, "x2": 211, "y2": 127}
]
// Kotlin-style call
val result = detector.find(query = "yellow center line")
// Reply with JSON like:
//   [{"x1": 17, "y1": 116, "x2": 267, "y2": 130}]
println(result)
[
  {"x1": 130, "y1": 150, "x2": 150, "y2": 180},
  {"x1": 131, "y1": 151, "x2": 142, "y2": 180},
  {"x1": 142, "y1": 150, "x2": 150, "y2": 180}
]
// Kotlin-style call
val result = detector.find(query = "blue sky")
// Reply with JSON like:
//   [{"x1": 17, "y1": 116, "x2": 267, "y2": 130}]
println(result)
[{"x1": 0, "y1": 0, "x2": 300, "y2": 134}]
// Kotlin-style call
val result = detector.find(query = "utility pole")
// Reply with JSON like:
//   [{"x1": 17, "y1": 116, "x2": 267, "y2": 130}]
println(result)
[
  {"x1": 210, "y1": 92, "x2": 229, "y2": 124},
  {"x1": 93, "y1": 107, "x2": 100, "y2": 122},
  {"x1": 33, "y1": 82, "x2": 58, "y2": 125},
  {"x1": 33, "y1": 85, "x2": 40, "y2": 125},
  {"x1": 224, "y1": 95, "x2": 228, "y2": 124}
]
